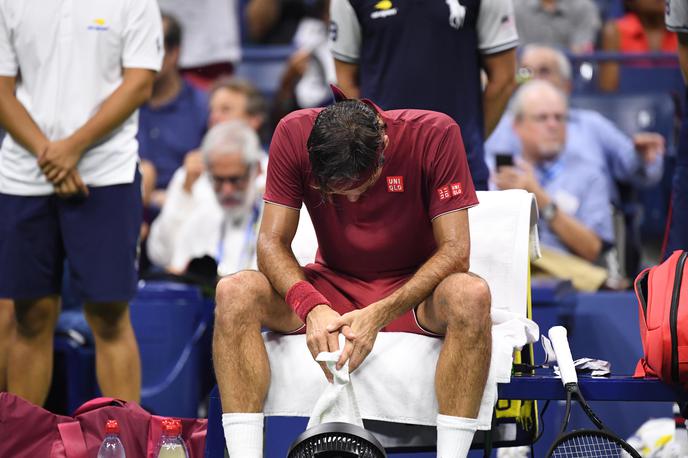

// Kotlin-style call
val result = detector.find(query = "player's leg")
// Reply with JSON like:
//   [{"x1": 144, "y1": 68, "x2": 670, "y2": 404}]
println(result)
[
  {"x1": 0, "y1": 193, "x2": 64, "y2": 405},
  {"x1": 0, "y1": 298, "x2": 14, "y2": 392},
  {"x1": 416, "y1": 271, "x2": 491, "y2": 457},
  {"x1": 213, "y1": 270, "x2": 302, "y2": 412},
  {"x1": 60, "y1": 172, "x2": 143, "y2": 402},
  {"x1": 8, "y1": 296, "x2": 60, "y2": 404},
  {"x1": 213, "y1": 269, "x2": 302, "y2": 457},
  {"x1": 82, "y1": 301, "x2": 141, "y2": 401}
]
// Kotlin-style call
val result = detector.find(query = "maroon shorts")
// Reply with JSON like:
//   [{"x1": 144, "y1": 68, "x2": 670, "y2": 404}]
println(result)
[{"x1": 288, "y1": 263, "x2": 441, "y2": 337}]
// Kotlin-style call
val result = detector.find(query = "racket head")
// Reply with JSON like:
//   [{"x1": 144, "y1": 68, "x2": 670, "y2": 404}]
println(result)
[{"x1": 546, "y1": 429, "x2": 642, "y2": 458}]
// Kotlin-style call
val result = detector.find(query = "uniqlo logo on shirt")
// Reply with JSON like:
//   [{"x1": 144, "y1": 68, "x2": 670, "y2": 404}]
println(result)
[
  {"x1": 437, "y1": 185, "x2": 451, "y2": 201},
  {"x1": 450, "y1": 182, "x2": 462, "y2": 196},
  {"x1": 387, "y1": 176, "x2": 404, "y2": 192}
]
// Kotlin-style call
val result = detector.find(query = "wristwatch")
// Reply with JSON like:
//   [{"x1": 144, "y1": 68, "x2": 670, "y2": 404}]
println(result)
[{"x1": 540, "y1": 201, "x2": 558, "y2": 222}]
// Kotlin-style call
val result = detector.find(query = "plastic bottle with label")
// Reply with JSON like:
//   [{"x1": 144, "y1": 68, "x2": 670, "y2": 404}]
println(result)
[
  {"x1": 155, "y1": 418, "x2": 189, "y2": 458},
  {"x1": 97, "y1": 419, "x2": 126, "y2": 458}
]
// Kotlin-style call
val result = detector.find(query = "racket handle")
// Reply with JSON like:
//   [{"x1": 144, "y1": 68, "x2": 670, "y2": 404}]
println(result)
[{"x1": 548, "y1": 326, "x2": 578, "y2": 386}]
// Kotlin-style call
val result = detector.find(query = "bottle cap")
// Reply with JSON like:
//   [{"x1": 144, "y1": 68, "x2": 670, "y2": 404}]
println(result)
[
  {"x1": 105, "y1": 419, "x2": 120, "y2": 434},
  {"x1": 161, "y1": 418, "x2": 182, "y2": 436}
]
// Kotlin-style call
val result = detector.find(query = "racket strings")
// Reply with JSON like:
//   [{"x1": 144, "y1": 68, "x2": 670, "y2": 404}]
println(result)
[{"x1": 551, "y1": 433, "x2": 629, "y2": 457}]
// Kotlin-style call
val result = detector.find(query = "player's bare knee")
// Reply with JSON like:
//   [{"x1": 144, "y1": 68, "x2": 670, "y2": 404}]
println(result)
[
  {"x1": 215, "y1": 271, "x2": 268, "y2": 330},
  {"x1": 437, "y1": 273, "x2": 491, "y2": 330},
  {"x1": 83, "y1": 302, "x2": 130, "y2": 341},
  {"x1": 14, "y1": 299, "x2": 59, "y2": 339}
]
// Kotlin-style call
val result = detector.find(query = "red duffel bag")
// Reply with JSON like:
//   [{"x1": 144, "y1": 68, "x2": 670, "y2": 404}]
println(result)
[{"x1": 0, "y1": 393, "x2": 206, "y2": 457}]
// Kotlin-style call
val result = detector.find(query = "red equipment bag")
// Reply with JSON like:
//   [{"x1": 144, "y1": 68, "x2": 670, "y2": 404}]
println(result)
[
  {"x1": 634, "y1": 250, "x2": 688, "y2": 387},
  {"x1": 0, "y1": 393, "x2": 207, "y2": 458}
]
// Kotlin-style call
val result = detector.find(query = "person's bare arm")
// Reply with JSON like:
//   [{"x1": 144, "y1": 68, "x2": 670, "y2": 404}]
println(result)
[
  {"x1": 258, "y1": 202, "x2": 350, "y2": 379},
  {"x1": 481, "y1": 48, "x2": 517, "y2": 137},
  {"x1": 38, "y1": 68, "x2": 156, "y2": 184},
  {"x1": 334, "y1": 59, "x2": 360, "y2": 99},
  {"x1": 245, "y1": 0, "x2": 280, "y2": 42},
  {"x1": 329, "y1": 209, "x2": 470, "y2": 371},
  {"x1": 599, "y1": 21, "x2": 621, "y2": 92},
  {"x1": 0, "y1": 76, "x2": 89, "y2": 196},
  {"x1": 0, "y1": 76, "x2": 49, "y2": 156}
]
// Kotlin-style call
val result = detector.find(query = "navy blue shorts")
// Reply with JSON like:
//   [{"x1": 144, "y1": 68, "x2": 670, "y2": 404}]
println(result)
[{"x1": 0, "y1": 172, "x2": 142, "y2": 302}]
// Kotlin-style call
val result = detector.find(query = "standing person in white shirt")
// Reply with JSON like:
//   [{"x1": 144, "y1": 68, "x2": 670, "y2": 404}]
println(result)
[
  {"x1": 0, "y1": 0, "x2": 163, "y2": 405},
  {"x1": 157, "y1": 0, "x2": 242, "y2": 88}
]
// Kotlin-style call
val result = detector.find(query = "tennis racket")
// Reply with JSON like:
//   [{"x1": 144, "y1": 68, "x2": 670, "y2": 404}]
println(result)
[{"x1": 546, "y1": 326, "x2": 641, "y2": 458}]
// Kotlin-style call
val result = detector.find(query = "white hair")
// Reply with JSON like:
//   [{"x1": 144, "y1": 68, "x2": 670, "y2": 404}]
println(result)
[
  {"x1": 509, "y1": 79, "x2": 568, "y2": 119},
  {"x1": 201, "y1": 120, "x2": 263, "y2": 166},
  {"x1": 521, "y1": 44, "x2": 572, "y2": 81}
]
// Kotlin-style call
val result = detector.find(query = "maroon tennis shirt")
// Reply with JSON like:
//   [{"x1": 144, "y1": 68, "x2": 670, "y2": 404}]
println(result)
[{"x1": 264, "y1": 105, "x2": 478, "y2": 282}]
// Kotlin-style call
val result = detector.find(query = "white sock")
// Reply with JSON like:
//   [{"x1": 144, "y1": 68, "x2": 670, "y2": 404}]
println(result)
[
  {"x1": 436, "y1": 414, "x2": 479, "y2": 458},
  {"x1": 222, "y1": 413, "x2": 264, "y2": 458}
]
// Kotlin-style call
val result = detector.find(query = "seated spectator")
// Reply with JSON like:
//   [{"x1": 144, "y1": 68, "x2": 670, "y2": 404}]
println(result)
[
  {"x1": 138, "y1": 14, "x2": 209, "y2": 207},
  {"x1": 272, "y1": 0, "x2": 335, "y2": 124},
  {"x1": 493, "y1": 80, "x2": 614, "y2": 264},
  {"x1": 599, "y1": 0, "x2": 678, "y2": 91},
  {"x1": 157, "y1": 0, "x2": 241, "y2": 88},
  {"x1": 162, "y1": 78, "x2": 269, "y2": 218},
  {"x1": 147, "y1": 121, "x2": 314, "y2": 276},
  {"x1": 514, "y1": 0, "x2": 601, "y2": 53},
  {"x1": 487, "y1": 44, "x2": 665, "y2": 206},
  {"x1": 147, "y1": 121, "x2": 262, "y2": 276}
]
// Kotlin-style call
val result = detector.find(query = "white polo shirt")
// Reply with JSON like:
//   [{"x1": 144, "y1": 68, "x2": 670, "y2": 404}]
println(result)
[{"x1": 0, "y1": 0, "x2": 164, "y2": 196}]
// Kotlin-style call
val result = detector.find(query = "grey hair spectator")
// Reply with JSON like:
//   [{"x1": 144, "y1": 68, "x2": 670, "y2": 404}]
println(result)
[
  {"x1": 201, "y1": 120, "x2": 263, "y2": 167},
  {"x1": 509, "y1": 79, "x2": 569, "y2": 119}
]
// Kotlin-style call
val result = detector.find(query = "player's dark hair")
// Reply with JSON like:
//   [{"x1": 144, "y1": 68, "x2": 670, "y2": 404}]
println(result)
[{"x1": 307, "y1": 100, "x2": 385, "y2": 195}]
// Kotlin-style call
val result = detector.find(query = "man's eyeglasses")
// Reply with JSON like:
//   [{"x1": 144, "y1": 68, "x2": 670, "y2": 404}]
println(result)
[
  {"x1": 211, "y1": 170, "x2": 251, "y2": 187},
  {"x1": 526, "y1": 113, "x2": 568, "y2": 124}
]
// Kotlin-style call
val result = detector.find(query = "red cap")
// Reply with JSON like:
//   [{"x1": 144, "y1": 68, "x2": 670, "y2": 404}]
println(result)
[
  {"x1": 105, "y1": 419, "x2": 120, "y2": 434},
  {"x1": 161, "y1": 418, "x2": 182, "y2": 436}
]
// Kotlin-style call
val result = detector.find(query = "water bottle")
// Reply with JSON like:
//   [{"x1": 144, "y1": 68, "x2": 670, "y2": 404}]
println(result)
[
  {"x1": 97, "y1": 419, "x2": 126, "y2": 458},
  {"x1": 155, "y1": 418, "x2": 189, "y2": 458}
]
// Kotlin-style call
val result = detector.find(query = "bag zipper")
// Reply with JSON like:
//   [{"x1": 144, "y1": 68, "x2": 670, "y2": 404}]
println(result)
[{"x1": 671, "y1": 251, "x2": 688, "y2": 383}]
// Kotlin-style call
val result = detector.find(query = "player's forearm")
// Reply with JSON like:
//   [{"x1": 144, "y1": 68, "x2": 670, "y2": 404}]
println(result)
[
  {"x1": 0, "y1": 79, "x2": 49, "y2": 156},
  {"x1": 373, "y1": 241, "x2": 469, "y2": 326},
  {"x1": 482, "y1": 80, "x2": 514, "y2": 138},
  {"x1": 256, "y1": 234, "x2": 307, "y2": 298},
  {"x1": 68, "y1": 69, "x2": 155, "y2": 157}
]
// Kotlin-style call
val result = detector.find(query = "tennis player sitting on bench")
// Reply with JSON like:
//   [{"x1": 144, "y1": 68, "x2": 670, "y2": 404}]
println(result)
[{"x1": 212, "y1": 93, "x2": 492, "y2": 458}]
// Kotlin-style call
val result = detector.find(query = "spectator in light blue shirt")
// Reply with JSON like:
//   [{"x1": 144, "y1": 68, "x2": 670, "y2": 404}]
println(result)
[
  {"x1": 493, "y1": 80, "x2": 614, "y2": 262},
  {"x1": 486, "y1": 44, "x2": 665, "y2": 205}
]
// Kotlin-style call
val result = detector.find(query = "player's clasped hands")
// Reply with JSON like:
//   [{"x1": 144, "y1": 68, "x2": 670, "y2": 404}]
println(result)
[
  {"x1": 306, "y1": 304, "x2": 354, "y2": 383},
  {"x1": 37, "y1": 137, "x2": 89, "y2": 198},
  {"x1": 327, "y1": 305, "x2": 384, "y2": 374}
]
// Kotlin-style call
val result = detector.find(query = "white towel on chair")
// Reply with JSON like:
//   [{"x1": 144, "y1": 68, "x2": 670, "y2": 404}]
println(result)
[{"x1": 263, "y1": 312, "x2": 538, "y2": 430}]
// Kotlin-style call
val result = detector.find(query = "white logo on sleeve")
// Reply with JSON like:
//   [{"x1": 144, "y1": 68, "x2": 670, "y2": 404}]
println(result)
[{"x1": 445, "y1": 0, "x2": 466, "y2": 29}]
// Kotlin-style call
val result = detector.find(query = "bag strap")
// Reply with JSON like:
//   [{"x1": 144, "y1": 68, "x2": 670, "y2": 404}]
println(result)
[
  {"x1": 73, "y1": 397, "x2": 124, "y2": 416},
  {"x1": 57, "y1": 421, "x2": 88, "y2": 458}
]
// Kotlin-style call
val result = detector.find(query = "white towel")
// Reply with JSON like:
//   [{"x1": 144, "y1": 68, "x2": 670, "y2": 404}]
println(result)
[
  {"x1": 307, "y1": 337, "x2": 364, "y2": 429},
  {"x1": 264, "y1": 314, "x2": 539, "y2": 430}
]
